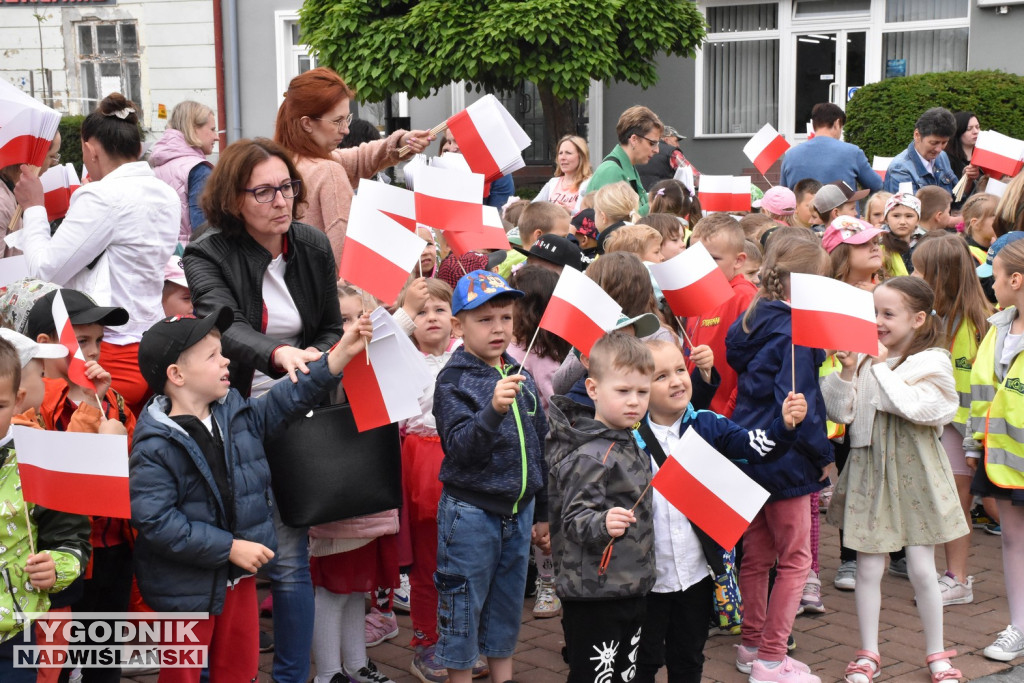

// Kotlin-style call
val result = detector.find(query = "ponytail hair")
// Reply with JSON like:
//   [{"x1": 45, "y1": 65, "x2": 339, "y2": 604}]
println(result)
[
  {"x1": 742, "y1": 231, "x2": 828, "y2": 333},
  {"x1": 874, "y1": 276, "x2": 946, "y2": 367},
  {"x1": 81, "y1": 93, "x2": 142, "y2": 160}
]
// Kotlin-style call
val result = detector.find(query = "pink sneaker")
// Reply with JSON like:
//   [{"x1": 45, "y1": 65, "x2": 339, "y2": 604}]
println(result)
[
  {"x1": 749, "y1": 659, "x2": 821, "y2": 683},
  {"x1": 736, "y1": 645, "x2": 758, "y2": 674},
  {"x1": 365, "y1": 608, "x2": 399, "y2": 647}
]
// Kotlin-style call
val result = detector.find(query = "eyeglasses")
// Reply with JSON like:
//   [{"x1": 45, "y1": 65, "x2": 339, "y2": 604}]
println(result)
[
  {"x1": 243, "y1": 179, "x2": 302, "y2": 203},
  {"x1": 313, "y1": 113, "x2": 353, "y2": 130},
  {"x1": 638, "y1": 134, "x2": 660, "y2": 148},
  {"x1": 48, "y1": 152, "x2": 61, "y2": 163}
]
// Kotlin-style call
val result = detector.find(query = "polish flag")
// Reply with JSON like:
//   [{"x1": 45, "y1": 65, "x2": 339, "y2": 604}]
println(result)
[
  {"x1": 40, "y1": 163, "x2": 81, "y2": 222},
  {"x1": 872, "y1": 156, "x2": 893, "y2": 180},
  {"x1": 340, "y1": 196, "x2": 427, "y2": 304},
  {"x1": 652, "y1": 427, "x2": 770, "y2": 550},
  {"x1": 806, "y1": 122, "x2": 815, "y2": 139},
  {"x1": 650, "y1": 242, "x2": 734, "y2": 318},
  {"x1": 13, "y1": 426, "x2": 130, "y2": 518},
  {"x1": 444, "y1": 205, "x2": 512, "y2": 256},
  {"x1": 447, "y1": 94, "x2": 531, "y2": 181},
  {"x1": 414, "y1": 165, "x2": 485, "y2": 233},
  {"x1": 0, "y1": 80, "x2": 61, "y2": 168},
  {"x1": 357, "y1": 179, "x2": 417, "y2": 231},
  {"x1": 539, "y1": 267, "x2": 622, "y2": 356},
  {"x1": 790, "y1": 273, "x2": 877, "y2": 355},
  {"x1": 341, "y1": 308, "x2": 434, "y2": 431},
  {"x1": 972, "y1": 130, "x2": 1024, "y2": 179},
  {"x1": 698, "y1": 175, "x2": 751, "y2": 213},
  {"x1": 743, "y1": 123, "x2": 790, "y2": 176},
  {"x1": 52, "y1": 290, "x2": 96, "y2": 391}
]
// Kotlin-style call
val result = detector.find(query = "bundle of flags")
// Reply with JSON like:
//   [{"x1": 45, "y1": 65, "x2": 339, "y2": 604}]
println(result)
[
  {"x1": 40, "y1": 162, "x2": 82, "y2": 222},
  {"x1": 446, "y1": 94, "x2": 531, "y2": 183},
  {"x1": 0, "y1": 79, "x2": 61, "y2": 168}
]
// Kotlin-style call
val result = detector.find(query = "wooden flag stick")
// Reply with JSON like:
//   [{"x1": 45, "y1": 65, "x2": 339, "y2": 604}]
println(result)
[
  {"x1": 397, "y1": 121, "x2": 449, "y2": 156},
  {"x1": 789, "y1": 343, "x2": 796, "y2": 429},
  {"x1": 676, "y1": 316, "x2": 697, "y2": 350},
  {"x1": 95, "y1": 393, "x2": 108, "y2": 421},
  {"x1": 516, "y1": 326, "x2": 543, "y2": 378},
  {"x1": 22, "y1": 503, "x2": 36, "y2": 555},
  {"x1": 629, "y1": 480, "x2": 654, "y2": 515}
]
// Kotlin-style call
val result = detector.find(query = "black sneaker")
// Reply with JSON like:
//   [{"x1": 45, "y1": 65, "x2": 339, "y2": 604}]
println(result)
[
  {"x1": 787, "y1": 633, "x2": 796, "y2": 652},
  {"x1": 259, "y1": 630, "x2": 274, "y2": 652}
]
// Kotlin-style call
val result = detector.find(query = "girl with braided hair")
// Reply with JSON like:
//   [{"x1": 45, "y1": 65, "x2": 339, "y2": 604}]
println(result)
[{"x1": 725, "y1": 233, "x2": 835, "y2": 683}]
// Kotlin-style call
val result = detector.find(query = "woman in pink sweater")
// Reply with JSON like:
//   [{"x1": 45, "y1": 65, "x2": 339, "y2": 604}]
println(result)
[{"x1": 274, "y1": 67, "x2": 433, "y2": 265}]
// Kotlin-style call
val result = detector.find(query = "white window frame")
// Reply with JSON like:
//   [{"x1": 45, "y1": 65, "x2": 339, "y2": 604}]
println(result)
[{"x1": 274, "y1": 10, "x2": 318, "y2": 109}]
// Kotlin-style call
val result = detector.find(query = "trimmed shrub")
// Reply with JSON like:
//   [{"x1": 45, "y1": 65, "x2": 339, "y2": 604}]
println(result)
[
  {"x1": 845, "y1": 70, "x2": 1024, "y2": 161},
  {"x1": 57, "y1": 115, "x2": 85, "y2": 172}
]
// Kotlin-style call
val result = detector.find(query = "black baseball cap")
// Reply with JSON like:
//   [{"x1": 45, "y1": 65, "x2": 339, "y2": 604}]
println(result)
[
  {"x1": 514, "y1": 235, "x2": 586, "y2": 272},
  {"x1": 25, "y1": 288, "x2": 130, "y2": 339},
  {"x1": 137, "y1": 307, "x2": 234, "y2": 394}
]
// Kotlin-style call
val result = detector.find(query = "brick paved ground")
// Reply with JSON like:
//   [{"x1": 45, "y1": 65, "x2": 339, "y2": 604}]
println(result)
[{"x1": 123, "y1": 518, "x2": 1014, "y2": 682}]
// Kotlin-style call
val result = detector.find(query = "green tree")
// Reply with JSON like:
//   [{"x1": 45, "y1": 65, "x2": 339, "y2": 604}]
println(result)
[{"x1": 298, "y1": 0, "x2": 706, "y2": 153}]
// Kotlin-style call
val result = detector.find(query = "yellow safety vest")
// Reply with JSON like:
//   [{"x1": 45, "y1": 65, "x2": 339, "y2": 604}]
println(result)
[
  {"x1": 968, "y1": 245, "x2": 987, "y2": 266},
  {"x1": 970, "y1": 325, "x2": 1024, "y2": 488},
  {"x1": 950, "y1": 319, "x2": 980, "y2": 431},
  {"x1": 883, "y1": 248, "x2": 908, "y2": 278},
  {"x1": 819, "y1": 355, "x2": 846, "y2": 440}
]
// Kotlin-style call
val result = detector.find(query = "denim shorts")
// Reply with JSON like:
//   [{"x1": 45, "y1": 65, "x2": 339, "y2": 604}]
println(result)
[{"x1": 434, "y1": 491, "x2": 533, "y2": 669}]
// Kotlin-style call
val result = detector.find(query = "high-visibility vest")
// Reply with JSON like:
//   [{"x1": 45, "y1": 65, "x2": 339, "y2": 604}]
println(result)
[
  {"x1": 883, "y1": 248, "x2": 908, "y2": 277},
  {"x1": 819, "y1": 355, "x2": 846, "y2": 440},
  {"x1": 970, "y1": 324, "x2": 1024, "y2": 488},
  {"x1": 950, "y1": 319, "x2": 980, "y2": 431},
  {"x1": 968, "y1": 245, "x2": 987, "y2": 266}
]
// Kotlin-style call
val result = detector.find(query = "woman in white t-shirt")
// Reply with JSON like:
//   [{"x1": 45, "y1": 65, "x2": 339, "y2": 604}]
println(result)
[{"x1": 532, "y1": 135, "x2": 592, "y2": 216}]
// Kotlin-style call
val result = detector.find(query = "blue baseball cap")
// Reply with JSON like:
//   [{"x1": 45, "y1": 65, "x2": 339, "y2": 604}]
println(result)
[
  {"x1": 978, "y1": 232, "x2": 1024, "y2": 278},
  {"x1": 451, "y1": 270, "x2": 523, "y2": 315}
]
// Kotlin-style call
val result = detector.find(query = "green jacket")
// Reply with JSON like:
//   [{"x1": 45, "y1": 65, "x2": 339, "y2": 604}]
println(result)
[
  {"x1": 584, "y1": 145, "x2": 650, "y2": 217},
  {"x1": 0, "y1": 441, "x2": 91, "y2": 643}
]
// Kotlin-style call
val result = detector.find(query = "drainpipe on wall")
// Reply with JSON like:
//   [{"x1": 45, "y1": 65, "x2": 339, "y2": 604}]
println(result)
[
  {"x1": 212, "y1": 0, "x2": 229, "y2": 150},
  {"x1": 214, "y1": 0, "x2": 242, "y2": 143}
]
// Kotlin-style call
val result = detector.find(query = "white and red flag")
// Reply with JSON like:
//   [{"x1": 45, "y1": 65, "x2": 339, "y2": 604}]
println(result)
[
  {"x1": 51, "y1": 290, "x2": 96, "y2": 391},
  {"x1": 444, "y1": 205, "x2": 512, "y2": 256},
  {"x1": 13, "y1": 426, "x2": 130, "y2": 518},
  {"x1": 0, "y1": 79, "x2": 61, "y2": 168},
  {"x1": 743, "y1": 123, "x2": 790, "y2": 176},
  {"x1": 650, "y1": 242, "x2": 734, "y2": 318},
  {"x1": 447, "y1": 94, "x2": 531, "y2": 181},
  {"x1": 651, "y1": 427, "x2": 770, "y2": 550},
  {"x1": 972, "y1": 130, "x2": 1024, "y2": 179},
  {"x1": 872, "y1": 156, "x2": 893, "y2": 180},
  {"x1": 790, "y1": 273, "x2": 877, "y2": 355},
  {"x1": 341, "y1": 308, "x2": 433, "y2": 432},
  {"x1": 356, "y1": 178, "x2": 417, "y2": 231},
  {"x1": 340, "y1": 195, "x2": 427, "y2": 303},
  {"x1": 698, "y1": 175, "x2": 751, "y2": 213},
  {"x1": 539, "y1": 267, "x2": 622, "y2": 356},
  {"x1": 39, "y1": 162, "x2": 82, "y2": 222},
  {"x1": 414, "y1": 165, "x2": 485, "y2": 234}
]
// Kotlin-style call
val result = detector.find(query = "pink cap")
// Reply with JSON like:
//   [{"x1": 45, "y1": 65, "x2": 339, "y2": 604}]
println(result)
[
  {"x1": 760, "y1": 186, "x2": 796, "y2": 216},
  {"x1": 164, "y1": 253, "x2": 188, "y2": 288},
  {"x1": 821, "y1": 215, "x2": 883, "y2": 253}
]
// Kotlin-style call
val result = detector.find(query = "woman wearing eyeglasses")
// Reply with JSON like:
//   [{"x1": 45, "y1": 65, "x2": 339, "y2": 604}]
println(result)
[
  {"x1": 584, "y1": 105, "x2": 665, "y2": 218},
  {"x1": 274, "y1": 67, "x2": 434, "y2": 266},
  {"x1": 183, "y1": 136, "x2": 344, "y2": 683}
]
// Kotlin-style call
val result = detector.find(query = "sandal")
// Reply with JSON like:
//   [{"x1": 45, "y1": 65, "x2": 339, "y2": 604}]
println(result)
[
  {"x1": 844, "y1": 650, "x2": 881, "y2": 682},
  {"x1": 925, "y1": 650, "x2": 963, "y2": 682}
]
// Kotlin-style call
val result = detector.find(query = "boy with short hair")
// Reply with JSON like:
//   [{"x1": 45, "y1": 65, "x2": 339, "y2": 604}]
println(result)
[
  {"x1": 0, "y1": 335, "x2": 91, "y2": 681},
  {"x1": 497, "y1": 202, "x2": 571, "y2": 278},
  {"x1": 129, "y1": 307, "x2": 371, "y2": 682},
  {"x1": 634, "y1": 339, "x2": 806, "y2": 683},
  {"x1": 812, "y1": 181, "x2": 869, "y2": 226},
  {"x1": 432, "y1": 270, "x2": 548, "y2": 683},
  {"x1": 687, "y1": 214, "x2": 757, "y2": 417},
  {"x1": 916, "y1": 185, "x2": 952, "y2": 232},
  {"x1": 546, "y1": 332, "x2": 656, "y2": 683},
  {"x1": 791, "y1": 179, "x2": 822, "y2": 229}
]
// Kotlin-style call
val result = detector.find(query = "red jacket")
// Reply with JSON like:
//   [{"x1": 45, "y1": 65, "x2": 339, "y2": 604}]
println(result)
[{"x1": 687, "y1": 275, "x2": 757, "y2": 417}]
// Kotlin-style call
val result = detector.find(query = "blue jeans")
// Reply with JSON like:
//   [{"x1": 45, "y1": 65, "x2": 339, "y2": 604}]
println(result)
[
  {"x1": 0, "y1": 624, "x2": 37, "y2": 683},
  {"x1": 434, "y1": 492, "x2": 533, "y2": 670},
  {"x1": 264, "y1": 505, "x2": 313, "y2": 683}
]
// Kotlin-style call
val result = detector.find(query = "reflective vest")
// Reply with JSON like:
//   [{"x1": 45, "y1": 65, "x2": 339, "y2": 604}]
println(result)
[
  {"x1": 968, "y1": 245, "x2": 987, "y2": 266},
  {"x1": 819, "y1": 355, "x2": 846, "y2": 440},
  {"x1": 883, "y1": 248, "x2": 908, "y2": 277},
  {"x1": 970, "y1": 325, "x2": 1024, "y2": 488},
  {"x1": 950, "y1": 319, "x2": 980, "y2": 432}
]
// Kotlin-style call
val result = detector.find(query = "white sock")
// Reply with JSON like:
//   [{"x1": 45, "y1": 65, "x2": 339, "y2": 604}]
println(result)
[{"x1": 312, "y1": 586, "x2": 346, "y2": 682}]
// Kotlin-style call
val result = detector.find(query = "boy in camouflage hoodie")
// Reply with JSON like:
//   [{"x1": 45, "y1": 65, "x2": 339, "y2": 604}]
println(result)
[{"x1": 547, "y1": 333, "x2": 655, "y2": 683}]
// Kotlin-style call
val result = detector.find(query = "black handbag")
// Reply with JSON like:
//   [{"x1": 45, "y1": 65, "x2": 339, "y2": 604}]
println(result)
[{"x1": 264, "y1": 402, "x2": 402, "y2": 528}]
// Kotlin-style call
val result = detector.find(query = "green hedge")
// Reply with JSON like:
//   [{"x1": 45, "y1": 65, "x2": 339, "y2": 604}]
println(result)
[
  {"x1": 845, "y1": 71, "x2": 1024, "y2": 162},
  {"x1": 57, "y1": 115, "x2": 85, "y2": 172}
]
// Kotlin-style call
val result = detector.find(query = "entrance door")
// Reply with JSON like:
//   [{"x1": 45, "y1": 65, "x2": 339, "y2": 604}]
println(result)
[{"x1": 793, "y1": 30, "x2": 866, "y2": 135}]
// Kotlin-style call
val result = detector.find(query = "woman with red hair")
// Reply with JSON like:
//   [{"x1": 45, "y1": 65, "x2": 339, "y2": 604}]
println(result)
[{"x1": 274, "y1": 67, "x2": 433, "y2": 265}]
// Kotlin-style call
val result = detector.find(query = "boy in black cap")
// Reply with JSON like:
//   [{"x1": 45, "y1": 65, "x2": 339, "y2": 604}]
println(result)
[{"x1": 129, "y1": 307, "x2": 371, "y2": 682}]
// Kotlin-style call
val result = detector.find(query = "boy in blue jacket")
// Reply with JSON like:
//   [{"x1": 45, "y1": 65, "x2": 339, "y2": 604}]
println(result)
[
  {"x1": 432, "y1": 270, "x2": 548, "y2": 683},
  {"x1": 129, "y1": 307, "x2": 370, "y2": 682},
  {"x1": 635, "y1": 339, "x2": 806, "y2": 683}
]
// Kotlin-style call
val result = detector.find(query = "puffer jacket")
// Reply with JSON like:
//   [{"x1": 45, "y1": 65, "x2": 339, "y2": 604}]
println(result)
[
  {"x1": 433, "y1": 350, "x2": 548, "y2": 519},
  {"x1": 726, "y1": 300, "x2": 834, "y2": 500},
  {"x1": 183, "y1": 222, "x2": 343, "y2": 398},
  {"x1": 149, "y1": 128, "x2": 212, "y2": 243},
  {"x1": 546, "y1": 396, "x2": 654, "y2": 601},
  {"x1": 129, "y1": 355, "x2": 341, "y2": 614}
]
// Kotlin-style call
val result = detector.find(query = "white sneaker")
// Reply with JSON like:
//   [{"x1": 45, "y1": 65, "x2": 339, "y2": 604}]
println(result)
[
  {"x1": 798, "y1": 572, "x2": 825, "y2": 614},
  {"x1": 834, "y1": 560, "x2": 857, "y2": 591},
  {"x1": 984, "y1": 625, "x2": 1024, "y2": 662},
  {"x1": 532, "y1": 577, "x2": 561, "y2": 618},
  {"x1": 937, "y1": 572, "x2": 973, "y2": 606},
  {"x1": 393, "y1": 572, "x2": 411, "y2": 613}
]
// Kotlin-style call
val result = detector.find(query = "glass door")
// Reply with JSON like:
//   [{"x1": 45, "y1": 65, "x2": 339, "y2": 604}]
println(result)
[{"x1": 793, "y1": 30, "x2": 866, "y2": 135}]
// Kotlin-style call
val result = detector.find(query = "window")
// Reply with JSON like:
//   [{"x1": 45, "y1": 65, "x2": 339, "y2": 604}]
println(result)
[
  {"x1": 885, "y1": 0, "x2": 968, "y2": 22},
  {"x1": 707, "y1": 3, "x2": 778, "y2": 31},
  {"x1": 882, "y1": 28, "x2": 969, "y2": 78},
  {"x1": 77, "y1": 21, "x2": 141, "y2": 116},
  {"x1": 792, "y1": 0, "x2": 870, "y2": 16},
  {"x1": 287, "y1": 21, "x2": 318, "y2": 79}
]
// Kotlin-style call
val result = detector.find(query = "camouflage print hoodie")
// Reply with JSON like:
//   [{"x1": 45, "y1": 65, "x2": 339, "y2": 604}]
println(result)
[{"x1": 546, "y1": 396, "x2": 654, "y2": 601}]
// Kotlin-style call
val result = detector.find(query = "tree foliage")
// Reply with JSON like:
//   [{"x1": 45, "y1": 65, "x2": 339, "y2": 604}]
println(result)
[
  {"x1": 845, "y1": 70, "x2": 1024, "y2": 162},
  {"x1": 298, "y1": 0, "x2": 706, "y2": 139}
]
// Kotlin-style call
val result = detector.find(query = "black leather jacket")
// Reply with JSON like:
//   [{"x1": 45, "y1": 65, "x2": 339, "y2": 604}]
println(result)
[{"x1": 183, "y1": 221, "x2": 343, "y2": 397}]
